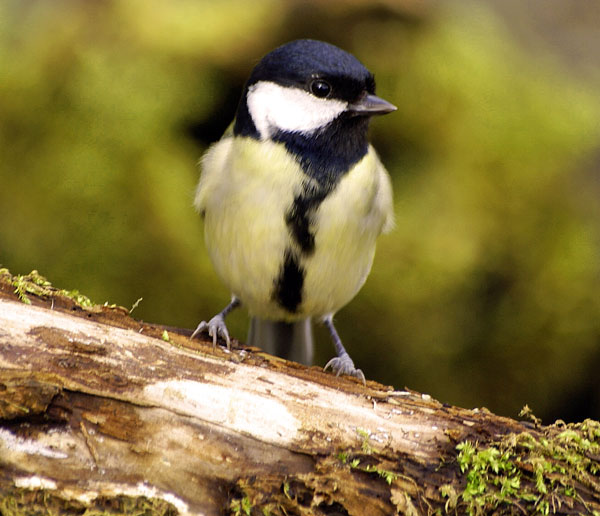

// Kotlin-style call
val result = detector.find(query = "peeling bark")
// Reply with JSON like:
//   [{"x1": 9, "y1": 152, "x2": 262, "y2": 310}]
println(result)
[{"x1": 0, "y1": 273, "x2": 599, "y2": 515}]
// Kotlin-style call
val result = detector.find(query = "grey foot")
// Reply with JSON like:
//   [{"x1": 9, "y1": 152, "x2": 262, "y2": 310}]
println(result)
[
  {"x1": 324, "y1": 353, "x2": 366, "y2": 385},
  {"x1": 191, "y1": 314, "x2": 231, "y2": 349}
]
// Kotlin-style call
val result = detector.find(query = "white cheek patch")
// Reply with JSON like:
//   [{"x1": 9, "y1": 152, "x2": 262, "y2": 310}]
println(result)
[{"x1": 247, "y1": 81, "x2": 347, "y2": 139}]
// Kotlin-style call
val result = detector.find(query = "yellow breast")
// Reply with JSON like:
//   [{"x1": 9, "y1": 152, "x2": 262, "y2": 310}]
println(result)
[{"x1": 196, "y1": 136, "x2": 393, "y2": 320}]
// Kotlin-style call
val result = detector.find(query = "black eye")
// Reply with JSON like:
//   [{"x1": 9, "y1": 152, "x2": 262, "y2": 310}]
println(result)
[{"x1": 309, "y1": 79, "x2": 331, "y2": 98}]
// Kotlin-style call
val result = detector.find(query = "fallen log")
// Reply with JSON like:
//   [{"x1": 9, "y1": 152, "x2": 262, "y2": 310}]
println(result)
[{"x1": 0, "y1": 270, "x2": 598, "y2": 515}]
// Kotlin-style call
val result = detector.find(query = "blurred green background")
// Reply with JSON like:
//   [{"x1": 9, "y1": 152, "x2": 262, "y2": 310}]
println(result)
[{"x1": 1, "y1": 0, "x2": 599, "y2": 422}]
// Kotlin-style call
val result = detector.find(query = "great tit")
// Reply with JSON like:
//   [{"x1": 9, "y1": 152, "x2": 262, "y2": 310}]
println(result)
[{"x1": 192, "y1": 39, "x2": 395, "y2": 382}]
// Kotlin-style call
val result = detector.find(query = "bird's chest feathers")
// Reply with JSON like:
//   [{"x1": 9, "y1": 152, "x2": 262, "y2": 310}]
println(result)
[
  {"x1": 199, "y1": 138, "x2": 304, "y2": 252},
  {"x1": 198, "y1": 137, "x2": 385, "y2": 318},
  {"x1": 313, "y1": 151, "x2": 384, "y2": 239},
  {"x1": 210, "y1": 138, "x2": 381, "y2": 254},
  {"x1": 200, "y1": 136, "x2": 378, "y2": 231}
]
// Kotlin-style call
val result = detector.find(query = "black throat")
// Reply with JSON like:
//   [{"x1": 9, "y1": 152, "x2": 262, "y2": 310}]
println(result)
[{"x1": 272, "y1": 113, "x2": 370, "y2": 189}]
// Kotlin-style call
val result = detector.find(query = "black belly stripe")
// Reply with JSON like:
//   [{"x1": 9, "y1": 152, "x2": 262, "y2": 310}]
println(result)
[
  {"x1": 273, "y1": 183, "x2": 330, "y2": 313},
  {"x1": 269, "y1": 115, "x2": 371, "y2": 314},
  {"x1": 273, "y1": 249, "x2": 305, "y2": 313},
  {"x1": 285, "y1": 186, "x2": 328, "y2": 255}
]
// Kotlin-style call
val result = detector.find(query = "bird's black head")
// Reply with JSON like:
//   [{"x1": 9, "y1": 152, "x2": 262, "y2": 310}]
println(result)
[
  {"x1": 234, "y1": 39, "x2": 396, "y2": 187},
  {"x1": 246, "y1": 39, "x2": 375, "y2": 106}
]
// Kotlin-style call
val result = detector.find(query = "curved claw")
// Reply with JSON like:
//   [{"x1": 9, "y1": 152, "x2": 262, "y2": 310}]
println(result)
[
  {"x1": 191, "y1": 314, "x2": 231, "y2": 349},
  {"x1": 324, "y1": 354, "x2": 366, "y2": 385}
]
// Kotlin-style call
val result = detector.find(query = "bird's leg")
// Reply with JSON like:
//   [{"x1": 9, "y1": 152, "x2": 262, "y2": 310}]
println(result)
[
  {"x1": 323, "y1": 314, "x2": 366, "y2": 384},
  {"x1": 191, "y1": 296, "x2": 241, "y2": 349}
]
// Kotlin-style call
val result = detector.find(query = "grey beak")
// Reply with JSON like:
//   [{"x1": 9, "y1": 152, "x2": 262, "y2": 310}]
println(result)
[{"x1": 347, "y1": 93, "x2": 397, "y2": 116}]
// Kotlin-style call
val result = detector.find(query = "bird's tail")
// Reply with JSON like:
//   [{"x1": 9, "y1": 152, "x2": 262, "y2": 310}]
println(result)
[{"x1": 247, "y1": 317, "x2": 313, "y2": 365}]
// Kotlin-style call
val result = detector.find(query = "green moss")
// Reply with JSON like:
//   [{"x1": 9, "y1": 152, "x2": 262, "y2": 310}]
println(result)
[
  {"x1": 230, "y1": 495, "x2": 252, "y2": 516},
  {"x1": 356, "y1": 427, "x2": 375, "y2": 454},
  {"x1": 444, "y1": 419, "x2": 600, "y2": 515},
  {"x1": 339, "y1": 428, "x2": 399, "y2": 485},
  {"x1": 363, "y1": 464, "x2": 398, "y2": 485},
  {"x1": 282, "y1": 481, "x2": 291, "y2": 499},
  {"x1": 1, "y1": 268, "x2": 95, "y2": 308}
]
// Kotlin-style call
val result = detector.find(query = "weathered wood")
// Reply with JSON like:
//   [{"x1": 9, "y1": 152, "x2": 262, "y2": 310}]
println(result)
[{"x1": 0, "y1": 271, "x2": 599, "y2": 515}]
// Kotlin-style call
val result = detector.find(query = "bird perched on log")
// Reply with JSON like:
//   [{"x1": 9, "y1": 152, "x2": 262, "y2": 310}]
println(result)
[{"x1": 192, "y1": 39, "x2": 395, "y2": 383}]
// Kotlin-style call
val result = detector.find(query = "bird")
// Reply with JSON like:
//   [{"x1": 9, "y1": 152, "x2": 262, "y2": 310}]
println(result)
[{"x1": 191, "y1": 39, "x2": 395, "y2": 383}]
